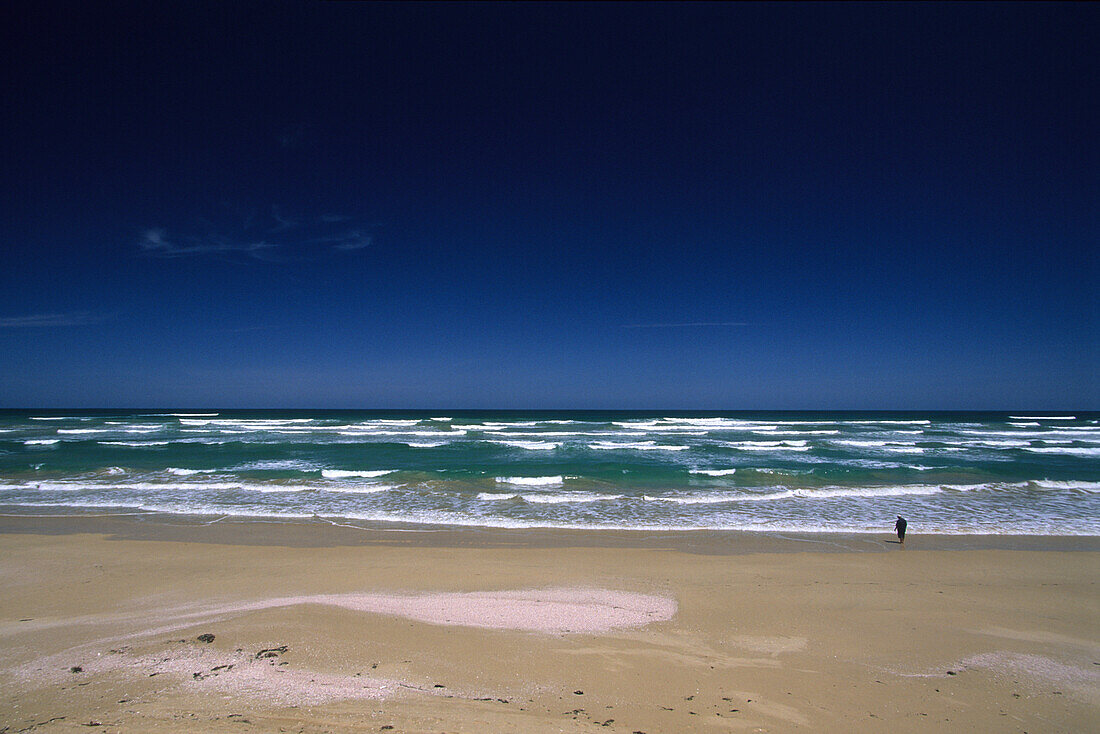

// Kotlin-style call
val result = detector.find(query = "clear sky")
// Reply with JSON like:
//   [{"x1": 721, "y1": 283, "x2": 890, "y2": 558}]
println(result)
[{"x1": 0, "y1": 2, "x2": 1096, "y2": 409}]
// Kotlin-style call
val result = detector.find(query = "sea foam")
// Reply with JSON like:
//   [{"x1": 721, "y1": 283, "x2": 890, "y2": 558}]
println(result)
[
  {"x1": 496, "y1": 476, "x2": 564, "y2": 486},
  {"x1": 322, "y1": 469, "x2": 396, "y2": 479}
]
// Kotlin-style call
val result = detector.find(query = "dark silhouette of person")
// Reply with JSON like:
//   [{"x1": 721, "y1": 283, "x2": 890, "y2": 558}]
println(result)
[{"x1": 895, "y1": 515, "x2": 907, "y2": 544}]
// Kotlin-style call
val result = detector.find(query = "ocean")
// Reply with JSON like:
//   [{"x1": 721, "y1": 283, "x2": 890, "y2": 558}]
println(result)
[{"x1": 1, "y1": 410, "x2": 1097, "y2": 534}]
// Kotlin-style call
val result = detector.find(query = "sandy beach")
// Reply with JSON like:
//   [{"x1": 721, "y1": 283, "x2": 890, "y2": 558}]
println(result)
[{"x1": 0, "y1": 516, "x2": 1097, "y2": 733}]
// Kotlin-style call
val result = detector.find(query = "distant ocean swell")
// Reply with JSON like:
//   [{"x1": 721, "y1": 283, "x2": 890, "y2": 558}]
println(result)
[{"x1": 1, "y1": 411, "x2": 1098, "y2": 535}]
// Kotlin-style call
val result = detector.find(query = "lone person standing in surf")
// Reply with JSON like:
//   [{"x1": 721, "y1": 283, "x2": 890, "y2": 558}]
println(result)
[{"x1": 895, "y1": 515, "x2": 907, "y2": 544}]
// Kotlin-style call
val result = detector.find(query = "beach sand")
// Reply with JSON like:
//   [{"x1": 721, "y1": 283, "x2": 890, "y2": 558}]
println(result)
[{"x1": 0, "y1": 516, "x2": 1097, "y2": 732}]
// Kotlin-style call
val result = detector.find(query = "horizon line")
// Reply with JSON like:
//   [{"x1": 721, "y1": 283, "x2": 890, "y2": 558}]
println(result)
[{"x1": 0, "y1": 407, "x2": 1091, "y2": 413}]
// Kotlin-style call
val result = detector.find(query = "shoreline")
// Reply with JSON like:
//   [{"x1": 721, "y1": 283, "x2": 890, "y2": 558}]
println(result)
[{"x1": 1, "y1": 512, "x2": 1098, "y2": 553}]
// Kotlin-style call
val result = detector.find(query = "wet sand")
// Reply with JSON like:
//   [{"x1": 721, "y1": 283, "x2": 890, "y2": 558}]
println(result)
[{"x1": 0, "y1": 515, "x2": 1097, "y2": 732}]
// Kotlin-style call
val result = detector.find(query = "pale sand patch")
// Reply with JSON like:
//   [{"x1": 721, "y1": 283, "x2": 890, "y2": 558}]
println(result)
[
  {"x1": 302, "y1": 587, "x2": 677, "y2": 633},
  {"x1": 960, "y1": 652, "x2": 1100, "y2": 696},
  {"x1": 14, "y1": 643, "x2": 405, "y2": 706},
  {"x1": 111, "y1": 588, "x2": 678, "y2": 637}
]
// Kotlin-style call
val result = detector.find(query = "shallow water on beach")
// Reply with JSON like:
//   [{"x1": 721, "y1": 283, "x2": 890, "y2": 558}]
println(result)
[{"x1": 1, "y1": 410, "x2": 1097, "y2": 534}]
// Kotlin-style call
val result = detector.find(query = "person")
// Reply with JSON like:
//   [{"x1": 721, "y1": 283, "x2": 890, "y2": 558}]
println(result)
[{"x1": 894, "y1": 515, "x2": 907, "y2": 544}]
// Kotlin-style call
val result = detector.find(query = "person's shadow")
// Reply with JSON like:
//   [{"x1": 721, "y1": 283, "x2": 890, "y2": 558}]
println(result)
[{"x1": 883, "y1": 540, "x2": 903, "y2": 545}]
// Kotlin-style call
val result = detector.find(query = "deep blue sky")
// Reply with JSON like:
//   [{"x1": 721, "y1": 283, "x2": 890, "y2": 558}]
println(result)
[{"x1": 0, "y1": 2, "x2": 1096, "y2": 408}]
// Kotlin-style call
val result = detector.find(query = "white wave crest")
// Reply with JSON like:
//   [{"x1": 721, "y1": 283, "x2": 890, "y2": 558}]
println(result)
[
  {"x1": 496, "y1": 476, "x2": 564, "y2": 486},
  {"x1": 844, "y1": 420, "x2": 931, "y2": 425},
  {"x1": 1024, "y1": 447, "x2": 1100, "y2": 456},
  {"x1": 643, "y1": 493, "x2": 776, "y2": 504},
  {"x1": 522, "y1": 492, "x2": 622, "y2": 503},
  {"x1": 314, "y1": 484, "x2": 395, "y2": 495},
  {"x1": 477, "y1": 492, "x2": 621, "y2": 503},
  {"x1": 724, "y1": 440, "x2": 810, "y2": 451},
  {"x1": 645, "y1": 484, "x2": 948, "y2": 504},
  {"x1": 490, "y1": 440, "x2": 561, "y2": 450},
  {"x1": 589, "y1": 441, "x2": 689, "y2": 451},
  {"x1": 100, "y1": 441, "x2": 171, "y2": 447},
  {"x1": 322, "y1": 469, "x2": 396, "y2": 479},
  {"x1": 690, "y1": 468, "x2": 737, "y2": 476},
  {"x1": 1031, "y1": 480, "x2": 1100, "y2": 492},
  {"x1": 232, "y1": 460, "x2": 321, "y2": 472},
  {"x1": 25, "y1": 439, "x2": 61, "y2": 445},
  {"x1": 1009, "y1": 416, "x2": 1076, "y2": 420}
]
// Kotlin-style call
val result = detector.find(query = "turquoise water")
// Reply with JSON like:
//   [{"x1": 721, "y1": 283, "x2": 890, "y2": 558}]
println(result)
[{"x1": 1, "y1": 411, "x2": 1097, "y2": 534}]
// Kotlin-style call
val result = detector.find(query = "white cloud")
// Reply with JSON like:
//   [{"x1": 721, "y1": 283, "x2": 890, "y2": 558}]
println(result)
[{"x1": 0, "y1": 312, "x2": 112, "y2": 328}]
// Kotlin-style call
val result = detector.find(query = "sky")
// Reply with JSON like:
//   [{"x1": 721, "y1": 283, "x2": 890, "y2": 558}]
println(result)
[{"x1": 0, "y1": 2, "x2": 1096, "y2": 409}]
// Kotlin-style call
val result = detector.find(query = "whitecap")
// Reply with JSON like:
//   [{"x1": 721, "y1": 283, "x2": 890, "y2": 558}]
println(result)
[
  {"x1": 644, "y1": 484, "x2": 947, "y2": 504},
  {"x1": 519, "y1": 493, "x2": 622, "y2": 504},
  {"x1": 642, "y1": 492, "x2": 783, "y2": 504},
  {"x1": 100, "y1": 441, "x2": 171, "y2": 447},
  {"x1": 477, "y1": 492, "x2": 520, "y2": 501},
  {"x1": 1031, "y1": 480, "x2": 1100, "y2": 491},
  {"x1": 1024, "y1": 447, "x2": 1100, "y2": 456},
  {"x1": 477, "y1": 492, "x2": 620, "y2": 503},
  {"x1": 833, "y1": 440, "x2": 889, "y2": 447},
  {"x1": 724, "y1": 440, "x2": 810, "y2": 451},
  {"x1": 588, "y1": 441, "x2": 689, "y2": 451},
  {"x1": 233, "y1": 460, "x2": 321, "y2": 472},
  {"x1": 490, "y1": 440, "x2": 561, "y2": 450},
  {"x1": 771, "y1": 429, "x2": 839, "y2": 435},
  {"x1": 496, "y1": 476, "x2": 564, "y2": 486},
  {"x1": 237, "y1": 484, "x2": 320, "y2": 493},
  {"x1": 690, "y1": 468, "x2": 737, "y2": 476},
  {"x1": 322, "y1": 469, "x2": 395, "y2": 479},
  {"x1": 843, "y1": 420, "x2": 931, "y2": 425},
  {"x1": 24, "y1": 439, "x2": 61, "y2": 445},
  {"x1": 1008, "y1": 416, "x2": 1076, "y2": 420},
  {"x1": 314, "y1": 484, "x2": 395, "y2": 495}
]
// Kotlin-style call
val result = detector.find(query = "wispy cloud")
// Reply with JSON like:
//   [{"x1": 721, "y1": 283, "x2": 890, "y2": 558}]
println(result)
[
  {"x1": 621, "y1": 321, "x2": 750, "y2": 328},
  {"x1": 0, "y1": 311, "x2": 113, "y2": 328},
  {"x1": 140, "y1": 208, "x2": 375, "y2": 260},
  {"x1": 140, "y1": 229, "x2": 278, "y2": 259},
  {"x1": 313, "y1": 229, "x2": 372, "y2": 250}
]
